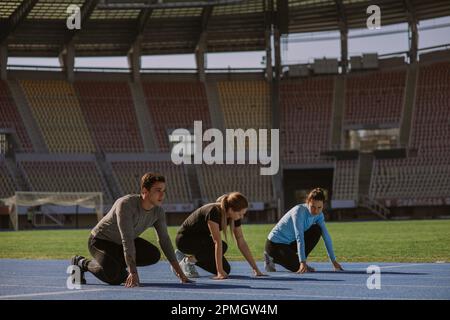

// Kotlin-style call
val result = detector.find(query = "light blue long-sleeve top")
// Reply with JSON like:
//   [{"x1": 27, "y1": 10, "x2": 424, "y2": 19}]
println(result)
[{"x1": 268, "y1": 204, "x2": 336, "y2": 262}]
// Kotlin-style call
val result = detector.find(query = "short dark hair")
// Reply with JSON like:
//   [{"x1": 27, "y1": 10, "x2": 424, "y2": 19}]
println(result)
[
  {"x1": 140, "y1": 172, "x2": 165, "y2": 191},
  {"x1": 306, "y1": 188, "x2": 326, "y2": 203}
]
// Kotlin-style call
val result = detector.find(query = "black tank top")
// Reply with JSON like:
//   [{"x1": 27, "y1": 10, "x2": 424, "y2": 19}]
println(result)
[{"x1": 177, "y1": 203, "x2": 241, "y2": 237}]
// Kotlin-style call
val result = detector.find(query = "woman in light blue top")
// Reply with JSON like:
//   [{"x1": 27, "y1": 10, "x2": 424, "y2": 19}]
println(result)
[{"x1": 264, "y1": 188, "x2": 343, "y2": 273}]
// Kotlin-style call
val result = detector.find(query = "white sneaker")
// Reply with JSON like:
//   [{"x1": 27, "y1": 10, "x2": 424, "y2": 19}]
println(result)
[
  {"x1": 264, "y1": 251, "x2": 276, "y2": 272},
  {"x1": 171, "y1": 249, "x2": 185, "y2": 276},
  {"x1": 173, "y1": 249, "x2": 199, "y2": 278},
  {"x1": 175, "y1": 249, "x2": 185, "y2": 263},
  {"x1": 179, "y1": 257, "x2": 200, "y2": 278}
]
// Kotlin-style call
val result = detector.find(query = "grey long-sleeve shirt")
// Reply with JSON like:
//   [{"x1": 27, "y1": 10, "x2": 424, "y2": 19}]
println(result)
[{"x1": 91, "y1": 194, "x2": 177, "y2": 266}]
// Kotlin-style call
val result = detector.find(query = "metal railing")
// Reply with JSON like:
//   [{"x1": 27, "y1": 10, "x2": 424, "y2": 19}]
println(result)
[
  {"x1": 6, "y1": 65, "x2": 265, "y2": 74},
  {"x1": 5, "y1": 43, "x2": 449, "y2": 74},
  {"x1": 359, "y1": 195, "x2": 390, "y2": 220}
]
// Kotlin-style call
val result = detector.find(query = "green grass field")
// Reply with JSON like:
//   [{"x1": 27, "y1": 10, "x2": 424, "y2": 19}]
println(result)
[{"x1": 1, "y1": 220, "x2": 449, "y2": 263}]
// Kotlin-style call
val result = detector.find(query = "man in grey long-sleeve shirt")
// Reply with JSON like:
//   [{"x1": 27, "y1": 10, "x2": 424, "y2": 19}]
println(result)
[{"x1": 71, "y1": 172, "x2": 192, "y2": 287}]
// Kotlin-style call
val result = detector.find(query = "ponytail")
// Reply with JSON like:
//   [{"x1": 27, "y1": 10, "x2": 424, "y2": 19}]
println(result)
[
  {"x1": 306, "y1": 188, "x2": 327, "y2": 203},
  {"x1": 216, "y1": 194, "x2": 229, "y2": 241},
  {"x1": 216, "y1": 192, "x2": 249, "y2": 241}
]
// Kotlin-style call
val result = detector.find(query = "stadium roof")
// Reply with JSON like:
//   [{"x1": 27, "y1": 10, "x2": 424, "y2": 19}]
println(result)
[{"x1": 0, "y1": 0, "x2": 449, "y2": 57}]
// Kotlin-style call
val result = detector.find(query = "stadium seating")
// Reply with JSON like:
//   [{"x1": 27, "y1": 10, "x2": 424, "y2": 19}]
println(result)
[
  {"x1": 110, "y1": 161, "x2": 191, "y2": 203},
  {"x1": 344, "y1": 69, "x2": 406, "y2": 126},
  {"x1": 0, "y1": 159, "x2": 16, "y2": 198},
  {"x1": 0, "y1": 81, "x2": 33, "y2": 152},
  {"x1": 369, "y1": 62, "x2": 450, "y2": 202},
  {"x1": 217, "y1": 81, "x2": 271, "y2": 130},
  {"x1": 18, "y1": 160, "x2": 113, "y2": 204},
  {"x1": 3, "y1": 60, "x2": 449, "y2": 210},
  {"x1": 410, "y1": 62, "x2": 450, "y2": 154},
  {"x1": 142, "y1": 82, "x2": 211, "y2": 151},
  {"x1": 19, "y1": 80, "x2": 95, "y2": 153},
  {"x1": 280, "y1": 77, "x2": 334, "y2": 164},
  {"x1": 197, "y1": 164, "x2": 273, "y2": 203},
  {"x1": 370, "y1": 158, "x2": 450, "y2": 200},
  {"x1": 75, "y1": 82, "x2": 144, "y2": 153},
  {"x1": 332, "y1": 160, "x2": 359, "y2": 200}
]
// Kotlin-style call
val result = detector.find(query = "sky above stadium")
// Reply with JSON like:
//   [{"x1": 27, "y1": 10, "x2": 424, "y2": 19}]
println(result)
[{"x1": 8, "y1": 16, "x2": 450, "y2": 69}]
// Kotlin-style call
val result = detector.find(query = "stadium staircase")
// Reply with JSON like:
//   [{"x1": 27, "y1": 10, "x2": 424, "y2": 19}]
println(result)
[
  {"x1": 358, "y1": 195, "x2": 390, "y2": 220},
  {"x1": 358, "y1": 152, "x2": 374, "y2": 196},
  {"x1": 330, "y1": 76, "x2": 345, "y2": 149},
  {"x1": 7, "y1": 80, "x2": 47, "y2": 152},
  {"x1": 4, "y1": 156, "x2": 30, "y2": 192},
  {"x1": 204, "y1": 79, "x2": 225, "y2": 132},
  {"x1": 94, "y1": 153, "x2": 121, "y2": 202},
  {"x1": 185, "y1": 166, "x2": 203, "y2": 207},
  {"x1": 399, "y1": 64, "x2": 419, "y2": 146},
  {"x1": 129, "y1": 81, "x2": 158, "y2": 151},
  {"x1": 357, "y1": 153, "x2": 390, "y2": 219}
]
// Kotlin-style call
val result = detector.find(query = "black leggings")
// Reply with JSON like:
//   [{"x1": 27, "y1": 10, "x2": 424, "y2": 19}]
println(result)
[
  {"x1": 86, "y1": 235, "x2": 161, "y2": 285},
  {"x1": 265, "y1": 224, "x2": 322, "y2": 272},
  {"x1": 175, "y1": 233, "x2": 231, "y2": 275}
]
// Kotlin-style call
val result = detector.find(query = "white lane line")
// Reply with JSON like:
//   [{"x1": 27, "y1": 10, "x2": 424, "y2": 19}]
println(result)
[
  {"x1": 0, "y1": 284, "x2": 65, "y2": 289},
  {"x1": 2, "y1": 279, "x2": 448, "y2": 290},
  {"x1": 124, "y1": 287, "x2": 447, "y2": 300},
  {"x1": 0, "y1": 283, "x2": 447, "y2": 300},
  {"x1": 7, "y1": 272, "x2": 450, "y2": 281},
  {"x1": 377, "y1": 264, "x2": 431, "y2": 269},
  {"x1": 0, "y1": 288, "x2": 110, "y2": 300},
  {"x1": 218, "y1": 279, "x2": 450, "y2": 289},
  {"x1": 0, "y1": 275, "x2": 69, "y2": 280}
]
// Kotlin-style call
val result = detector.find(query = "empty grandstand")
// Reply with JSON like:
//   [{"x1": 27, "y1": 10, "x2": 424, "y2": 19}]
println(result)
[
  {"x1": 20, "y1": 80, "x2": 96, "y2": 153},
  {"x1": 75, "y1": 81, "x2": 144, "y2": 153},
  {"x1": 280, "y1": 77, "x2": 334, "y2": 165},
  {"x1": 369, "y1": 61, "x2": 450, "y2": 209},
  {"x1": 344, "y1": 69, "x2": 407, "y2": 127},
  {"x1": 0, "y1": 0, "x2": 449, "y2": 230},
  {"x1": 143, "y1": 81, "x2": 211, "y2": 151}
]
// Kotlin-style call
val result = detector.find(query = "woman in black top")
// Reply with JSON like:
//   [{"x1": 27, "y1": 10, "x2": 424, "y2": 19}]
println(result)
[{"x1": 175, "y1": 192, "x2": 265, "y2": 280}]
